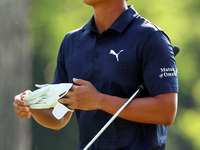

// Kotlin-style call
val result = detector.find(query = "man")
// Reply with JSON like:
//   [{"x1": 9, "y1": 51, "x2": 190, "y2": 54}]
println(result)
[{"x1": 13, "y1": 0, "x2": 178, "y2": 149}]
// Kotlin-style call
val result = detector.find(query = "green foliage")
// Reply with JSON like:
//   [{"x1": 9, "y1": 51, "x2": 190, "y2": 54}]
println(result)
[
  {"x1": 31, "y1": 0, "x2": 93, "y2": 84},
  {"x1": 178, "y1": 109, "x2": 200, "y2": 150},
  {"x1": 31, "y1": 0, "x2": 200, "y2": 150}
]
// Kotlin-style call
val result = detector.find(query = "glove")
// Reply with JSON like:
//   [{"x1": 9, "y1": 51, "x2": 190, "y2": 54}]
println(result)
[{"x1": 23, "y1": 83, "x2": 73, "y2": 109}]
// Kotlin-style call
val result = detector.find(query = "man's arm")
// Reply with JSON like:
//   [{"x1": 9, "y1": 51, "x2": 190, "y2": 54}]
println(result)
[
  {"x1": 30, "y1": 108, "x2": 73, "y2": 130},
  {"x1": 59, "y1": 78, "x2": 178, "y2": 126},
  {"x1": 13, "y1": 90, "x2": 73, "y2": 130},
  {"x1": 98, "y1": 92, "x2": 177, "y2": 126}
]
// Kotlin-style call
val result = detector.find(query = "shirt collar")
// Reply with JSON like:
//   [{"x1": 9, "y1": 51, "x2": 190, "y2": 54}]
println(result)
[
  {"x1": 82, "y1": 5, "x2": 138, "y2": 33},
  {"x1": 82, "y1": 16, "x2": 95, "y2": 32},
  {"x1": 109, "y1": 5, "x2": 138, "y2": 33}
]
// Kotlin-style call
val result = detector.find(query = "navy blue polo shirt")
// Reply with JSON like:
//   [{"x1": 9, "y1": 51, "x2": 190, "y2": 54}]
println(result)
[{"x1": 53, "y1": 5, "x2": 178, "y2": 150}]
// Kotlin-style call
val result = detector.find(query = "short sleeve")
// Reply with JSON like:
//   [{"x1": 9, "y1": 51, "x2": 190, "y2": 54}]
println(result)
[
  {"x1": 52, "y1": 38, "x2": 69, "y2": 84},
  {"x1": 142, "y1": 31, "x2": 178, "y2": 96}
]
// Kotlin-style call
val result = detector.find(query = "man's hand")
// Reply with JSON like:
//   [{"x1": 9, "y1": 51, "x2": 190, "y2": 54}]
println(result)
[
  {"x1": 59, "y1": 78, "x2": 102, "y2": 111},
  {"x1": 13, "y1": 90, "x2": 32, "y2": 119}
]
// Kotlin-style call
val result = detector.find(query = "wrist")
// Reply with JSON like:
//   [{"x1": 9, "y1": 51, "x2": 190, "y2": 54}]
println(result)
[{"x1": 96, "y1": 93, "x2": 105, "y2": 110}]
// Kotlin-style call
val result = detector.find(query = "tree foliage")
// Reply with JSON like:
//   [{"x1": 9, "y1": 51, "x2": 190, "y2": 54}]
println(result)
[{"x1": 30, "y1": 0, "x2": 200, "y2": 150}]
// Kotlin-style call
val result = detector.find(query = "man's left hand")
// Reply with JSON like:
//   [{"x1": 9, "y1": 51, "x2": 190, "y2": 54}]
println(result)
[{"x1": 59, "y1": 78, "x2": 102, "y2": 111}]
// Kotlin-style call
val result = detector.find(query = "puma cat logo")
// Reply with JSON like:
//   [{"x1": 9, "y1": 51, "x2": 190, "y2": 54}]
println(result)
[{"x1": 109, "y1": 49, "x2": 123, "y2": 62}]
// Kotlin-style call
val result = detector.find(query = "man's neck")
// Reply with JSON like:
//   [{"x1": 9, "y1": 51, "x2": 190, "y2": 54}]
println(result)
[{"x1": 93, "y1": 1, "x2": 128, "y2": 34}]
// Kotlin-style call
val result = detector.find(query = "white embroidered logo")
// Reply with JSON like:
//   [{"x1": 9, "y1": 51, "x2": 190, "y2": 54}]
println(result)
[
  {"x1": 109, "y1": 49, "x2": 123, "y2": 61},
  {"x1": 159, "y1": 67, "x2": 177, "y2": 78}
]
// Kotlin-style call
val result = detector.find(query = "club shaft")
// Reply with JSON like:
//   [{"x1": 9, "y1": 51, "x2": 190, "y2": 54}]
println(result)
[{"x1": 83, "y1": 86, "x2": 143, "y2": 150}]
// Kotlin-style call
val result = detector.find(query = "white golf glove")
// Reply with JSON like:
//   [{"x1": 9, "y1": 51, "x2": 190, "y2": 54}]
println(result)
[{"x1": 23, "y1": 83, "x2": 73, "y2": 109}]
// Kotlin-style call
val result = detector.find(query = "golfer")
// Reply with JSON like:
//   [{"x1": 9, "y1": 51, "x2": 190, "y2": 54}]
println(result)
[{"x1": 13, "y1": 0, "x2": 178, "y2": 149}]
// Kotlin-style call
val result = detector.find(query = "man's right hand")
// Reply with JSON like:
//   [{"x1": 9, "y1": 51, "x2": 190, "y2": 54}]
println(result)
[{"x1": 13, "y1": 90, "x2": 32, "y2": 119}]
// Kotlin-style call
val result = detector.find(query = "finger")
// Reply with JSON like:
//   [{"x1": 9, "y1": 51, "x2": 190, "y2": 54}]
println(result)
[
  {"x1": 14, "y1": 94, "x2": 23, "y2": 101},
  {"x1": 70, "y1": 85, "x2": 80, "y2": 92},
  {"x1": 20, "y1": 90, "x2": 32, "y2": 99},
  {"x1": 66, "y1": 104, "x2": 74, "y2": 110},
  {"x1": 58, "y1": 97, "x2": 74, "y2": 105},
  {"x1": 14, "y1": 104, "x2": 32, "y2": 119},
  {"x1": 73, "y1": 78, "x2": 89, "y2": 85},
  {"x1": 16, "y1": 111, "x2": 32, "y2": 119},
  {"x1": 14, "y1": 97, "x2": 28, "y2": 106},
  {"x1": 14, "y1": 90, "x2": 32, "y2": 102},
  {"x1": 22, "y1": 90, "x2": 32, "y2": 96},
  {"x1": 65, "y1": 90, "x2": 76, "y2": 98},
  {"x1": 14, "y1": 103, "x2": 31, "y2": 112}
]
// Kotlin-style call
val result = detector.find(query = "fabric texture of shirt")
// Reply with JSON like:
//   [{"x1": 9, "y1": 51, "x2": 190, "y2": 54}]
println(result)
[{"x1": 52, "y1": 5, "x2": 178, "y2": 150}]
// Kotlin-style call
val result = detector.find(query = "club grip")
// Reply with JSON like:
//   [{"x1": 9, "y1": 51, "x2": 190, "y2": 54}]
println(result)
[{"x1": 173, "y1": 46, "x2": 180, "y2": 56}]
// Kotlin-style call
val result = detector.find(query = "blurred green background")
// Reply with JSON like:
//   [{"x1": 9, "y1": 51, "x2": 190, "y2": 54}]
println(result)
[{"x1": 1, "y1": 0, "x2": 200, "y2": 150}]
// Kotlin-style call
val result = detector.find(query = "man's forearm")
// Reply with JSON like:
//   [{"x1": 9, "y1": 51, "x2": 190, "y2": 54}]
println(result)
[
  {"x1": 31, "y1": 108, "x2": 73, "y2": 130},
  {"x1": 98, "y1": 92, "x2": 178, "y2": 126}
]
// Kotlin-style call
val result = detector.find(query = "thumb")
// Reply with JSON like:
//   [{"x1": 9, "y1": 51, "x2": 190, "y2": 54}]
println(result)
[{"x1": 73, "y1": 78, "x2": 88, "y2": 85}]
